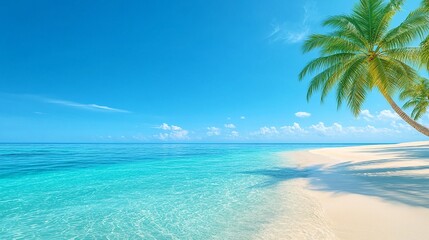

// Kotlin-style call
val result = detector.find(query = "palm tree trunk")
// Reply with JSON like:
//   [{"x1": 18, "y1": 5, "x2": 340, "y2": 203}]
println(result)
[{"x1": 382, "y1": 92, "x2": 429, "y2": 137}]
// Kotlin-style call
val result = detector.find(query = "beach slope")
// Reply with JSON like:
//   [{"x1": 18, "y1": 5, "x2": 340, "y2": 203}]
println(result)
[{"x1": 285, "y1": 141, "x2": 429, "y2": 240}]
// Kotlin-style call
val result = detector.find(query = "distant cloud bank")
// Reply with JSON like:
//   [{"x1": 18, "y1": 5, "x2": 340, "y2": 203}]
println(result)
[{"x1": 156, "y1": 123, "x2": 189, "y2": 140}]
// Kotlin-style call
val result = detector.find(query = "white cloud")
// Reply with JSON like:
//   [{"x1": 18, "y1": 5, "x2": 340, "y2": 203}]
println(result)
[
  {"x1": 158, "y1": 123, "x2": 171, "y2": 130},
  {"x1": 359, "y1": 108, "x2": 414, "y2": 130},
  {"x1": 207, "y1": 127, "x2": 221, "y2": 136},
  {"x1": 310, "y1": 122, "x2": 343, "y2": 136},
  {"x1": 360, "y1": 109, "x2": 374, "y2": 121},
  {"x1": 156, "y1": 123, "x2": 189, "y2": 140},
  {"x1": 224, "y1": 123, "x2": 236, "y2": 129},
  {"x1": 295, "y1": 111, "x2": 311, "y2": 118},
  {"x1": 3, "y1": 94, "x2": 130, "y2": 113},
  {"x1": 390, "y1": 121, "x2": 412, "y2": 131},
  {"x1": 257, "y1": 126, "x2": 279, "y2": 135},
  {"x1": 268, "y1": 1, "x2": 316, "y2": 44},
  {"x1": 251, "y1": 121, "x2": 397, "y2": 138},
  {"x1": 45, "y1": 99, "x2": 129, "y2": 113},
  {"x1": 230, "y1": 131, "x2": 239, "y2": 137},
  {"x1": 157, "y1": 133, "x2": 169, "y2": 140},
  {"x1": 360, "y1": 109, "x2": 417, "y2": 131},
  {"x1": 158, "y1": 119, "x2": 409, "y2": 141},
  {"x1": 240, "y1": 116, "x2": 246, "y2": 120},
  {"x1": 269, "y1": 23, "x2": 309, "y2": 43},
  {"x1": 171, "y1": 125, "x2": 182, "y2": 131},
  {"x1": 288, "y1": 30, "x2": 310, "y2": 43},
  {"x1": 348, "y1": 125, "x2": 397, "y2": 134},
  {"x1": 309, "y1": 122, "x2": 397, "y2": 136},
  {"x1": 281, "y1": 122, "x2": 307, "y2": 134},
  {"x1": 377, "y1": 110, "x2": 400, "y2": 121},
  {"x1": 169, "y1": 130, "x2": 189, "y2": 139}
]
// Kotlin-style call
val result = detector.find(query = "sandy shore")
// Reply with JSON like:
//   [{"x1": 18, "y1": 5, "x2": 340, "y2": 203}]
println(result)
[{"x1": 283, "y1": 141, "x2": 429, "y2": 240}]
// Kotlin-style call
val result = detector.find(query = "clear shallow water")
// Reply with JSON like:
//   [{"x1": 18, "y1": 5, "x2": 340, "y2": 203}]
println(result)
[{"x1": 0, "y1": 143, "x2": 349, "y2": 239}]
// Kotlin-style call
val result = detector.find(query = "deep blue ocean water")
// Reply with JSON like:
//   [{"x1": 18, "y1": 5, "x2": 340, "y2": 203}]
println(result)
[{"x1": 0, "y1": 143, "x2": 351, "y2": 239}]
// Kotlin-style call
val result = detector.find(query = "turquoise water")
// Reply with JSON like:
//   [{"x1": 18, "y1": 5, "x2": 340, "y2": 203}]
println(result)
[{"x1": 0, "y1": 143, "x2": 347, "y2": 239}]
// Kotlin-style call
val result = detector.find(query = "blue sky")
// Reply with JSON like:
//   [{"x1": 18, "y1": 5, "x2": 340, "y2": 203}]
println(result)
[{"x1": 0, "y1": 0, "x2": 427, "y2": 143}]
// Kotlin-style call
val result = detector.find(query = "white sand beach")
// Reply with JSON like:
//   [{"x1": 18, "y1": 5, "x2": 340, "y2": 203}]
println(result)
[{"x1": 283, "y1": 142, "x2": 429, "y2": 240}]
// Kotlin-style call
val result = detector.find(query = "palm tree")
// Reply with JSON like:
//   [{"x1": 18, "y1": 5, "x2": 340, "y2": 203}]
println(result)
[
  {"x1": 299, "y1": 0, "x2": 429, "y2": 136},
  {"x1": 400, "y1": 77, "x2": 429, "y2": 120}
]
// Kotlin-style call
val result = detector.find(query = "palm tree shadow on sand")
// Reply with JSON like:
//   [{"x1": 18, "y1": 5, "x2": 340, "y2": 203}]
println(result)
[{"x1": 242, "y1": 147, "x2": 429, "y2": 208}]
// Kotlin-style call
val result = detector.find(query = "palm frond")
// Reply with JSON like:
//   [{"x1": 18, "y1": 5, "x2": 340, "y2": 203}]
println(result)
[
  {"x1": 302, "y1": 34, "x2": 361, "y2": 54},
  {"x1": 306, "y1": 62, "x2": 344, "y2": 101},
  {"x1": 421, "y1": 36, "x2": 429, "y2": 70},
  {"x1": 369, "y1": 57, "x2": 390, "y2": 95},
  {"x1": 400, "y1": 77, "x2": 429, "y2": 120},
  {"x1": 321, "y1": 56, "x2": 366, "y2": 102},
  {"x1": 382, "y1": 47, "x2": 422, "y2": 66},
  {"x1": 335, "y1": 57, "x2": 368, "y2": 109},
  {"x1": 299, "y1": 53, "x2": 356, "y2": 80},
  {"x1": 374, "y1": 0, "x2": 405, "y2": 42},
  {"x1": 299, "y1": 0, "x2": 429, "y2": 121},
  {"x1": 380, "y1": 7, "x2": 429, "y2": 49},
  {"x1": 351, "y1": 0, "x2": 385, "y2": 46},
  {"x1": 323, "y1": 15, "x2": 369, "y2": 48}
]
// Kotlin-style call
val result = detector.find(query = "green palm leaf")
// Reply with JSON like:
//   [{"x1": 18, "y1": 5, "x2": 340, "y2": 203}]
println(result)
[
  {"x1": 300, "y1": 0, "x2": 429, "y2": 136},
  {"x1": 400, "y1": 78, "x2": 429, "y2": 120}
]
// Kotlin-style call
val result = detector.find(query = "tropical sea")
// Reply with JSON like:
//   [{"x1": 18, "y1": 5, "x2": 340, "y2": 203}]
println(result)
[{"x1": 0, "y1": 143, "x2": 351, "y2": 239}]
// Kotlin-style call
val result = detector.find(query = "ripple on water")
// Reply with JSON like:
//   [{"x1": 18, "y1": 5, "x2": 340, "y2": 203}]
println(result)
[{"x1": 0, "y1": 144, "x2": 343, "y2": 239}]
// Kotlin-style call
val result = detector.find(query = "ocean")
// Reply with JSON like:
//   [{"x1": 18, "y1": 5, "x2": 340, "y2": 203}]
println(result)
[{"x1": 0, "y1": 143, "x2": 348, "y2": 239}]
